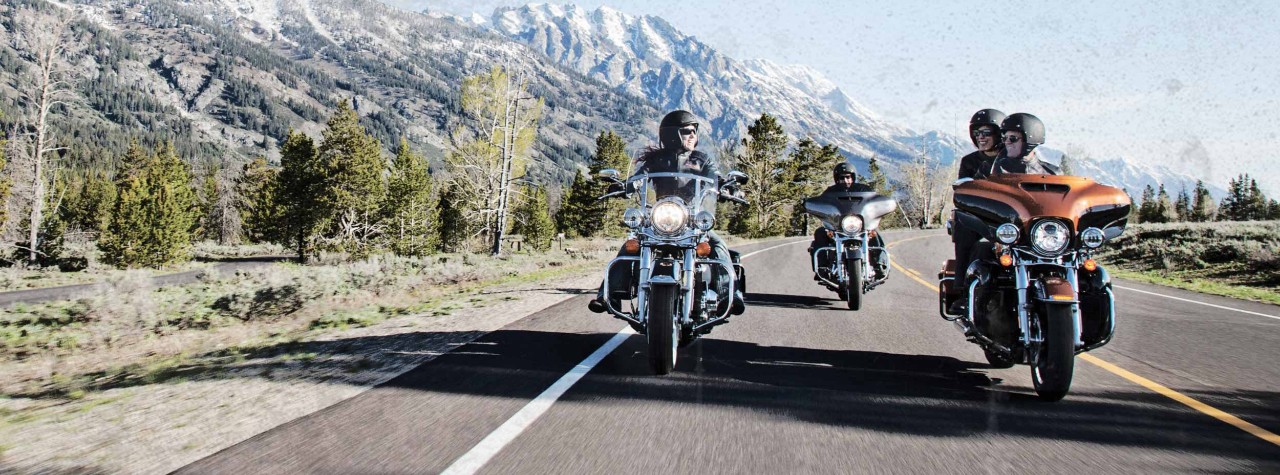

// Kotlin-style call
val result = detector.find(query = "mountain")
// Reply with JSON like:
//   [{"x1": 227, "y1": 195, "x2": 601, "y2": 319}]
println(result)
[
  {"x1": 0, "y1": 0, "x2": 659, "y2": 182},
  {"x1": 1036, "y1": 148, "x2": 1224, "y2": 198},
  {"x1": 475, "y1": 3, "x2": 960, "y2": 170},
  {"x1": 472, "y1": 3, "x2": 1226, "y2": 197}
]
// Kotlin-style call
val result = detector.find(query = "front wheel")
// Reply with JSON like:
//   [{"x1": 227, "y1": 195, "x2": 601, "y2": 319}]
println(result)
[
  {"x1": 1032, "y1": 305, "x2": 1076, "y2": 401},
  {"x1": 846, "y1": 259, "x2": 863, "y2": 310},
  {"x1": 646, "y1": 285, "x2": 679, "y2": 375}
]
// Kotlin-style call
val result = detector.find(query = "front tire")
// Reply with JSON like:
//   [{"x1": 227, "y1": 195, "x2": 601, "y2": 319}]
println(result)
[
  {"x1": 846, "y1": 259, "x2": 863, "y2": 311},
  {"x1": 1032, "y1": 305, "x2": 1076, "y2": 401},
  {"x1": 646, "y1": 285, "x2": 679, "y2": 375}
]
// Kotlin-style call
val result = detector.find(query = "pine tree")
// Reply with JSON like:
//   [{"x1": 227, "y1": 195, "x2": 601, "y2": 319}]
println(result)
[
  {"x1": 1268, "y1": 199, "x2": 1280, "y2": 220},
  {"x1": 1137, "y1": 184, "x2": 1157, "y2": 223},
  {"x1": 316, "y1": 100, "x2": 387, "y2": 257},
  {"x1": 510, "y1": 184, "x2": 554, "y2": 251},
  {"x1": 276, "y1": 129, "x2": 322, "y2": 261},
  {"x1": 0, "y1": 132, "x2": 11, "y2": 233},
  {"x1": 100, "y1": 141, "x2": 198, "y2": 268},
  {"x1": 239, "y1": 156, "x2": 279, "y2": 243},
  {"x1": 1191, "y1": 180, "x2": 1215, "y2": 222},
  {"x1": 382, "y1": 138, "x2": 439, "y2": 256},
  {"x1": 60, "y1": 170, "x2": 116, "y2": 234},
  {"x1": 1154, "y1": 184, "x2": 1175, "y2": 223},
  {"x1": 592, "y1": 130, "x2": 630, "y2": 236},
  {"x1": 437, "y1": 182, "x2": 474, "y2": 252},
  {"x1": 1218, "y1": 174, "x2": 1250, "y2": 221},
  {"x1": 556, "y1": 169, "x2": 590, "y2": 237},
  {"x1": 1246, "y1": 178, "x2": 1267, "y2": 221},
  {"x1": 735, "y1": 113, "x2": 791, "y2": 237},
  {"x1": 1174, "y1": 187, "x2": 1192, "y2": 222}
]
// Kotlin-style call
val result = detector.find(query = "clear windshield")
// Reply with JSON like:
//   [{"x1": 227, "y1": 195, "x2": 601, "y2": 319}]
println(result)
[{"x1": 627, "y1": 171, "x2": 718, "y2": 218}]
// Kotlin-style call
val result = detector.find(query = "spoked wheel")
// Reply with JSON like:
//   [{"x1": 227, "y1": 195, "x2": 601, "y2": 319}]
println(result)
[
  {"x1": 846, "y1": 259, "x2": 863, "y2": 311},
  {"x1": 1031, "y1": 306, "x2": 1076, "y2": 401},
  {"x1": 646, "y1": 285, "x2": 679, "y2": 375}
]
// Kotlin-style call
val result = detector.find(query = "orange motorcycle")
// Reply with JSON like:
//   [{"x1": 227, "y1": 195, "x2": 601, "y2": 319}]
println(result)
[{"x1": 939, "y1": 174, "x2": 1131, "y2": 401}]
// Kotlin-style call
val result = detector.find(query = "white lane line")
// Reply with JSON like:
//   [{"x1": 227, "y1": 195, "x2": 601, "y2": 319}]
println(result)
[
  {"x1": 1114, "y1": 285, "x2": 1280, "y2": 321},
  {"x1": 441, "y1": 237, "x2": 804, "y2": 474},
  {"x1": 740, "y1": 238, "x2": 809, "y2": 259},
  {"x1": 441, "y1": 326, "x2": 635, "y2": 475}
]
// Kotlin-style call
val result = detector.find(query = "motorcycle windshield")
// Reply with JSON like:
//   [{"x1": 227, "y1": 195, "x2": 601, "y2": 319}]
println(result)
[
  {"x1": 803, "y1": 191, "x2": 898, "y2": 231},
  {"x1": 627, "y1": 171, "x2": 718, "y2": 221}
]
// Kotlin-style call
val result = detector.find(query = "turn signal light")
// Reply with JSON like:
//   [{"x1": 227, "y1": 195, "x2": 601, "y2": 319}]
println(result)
[
  {"x1": 998, "y1": 254, "x2": 1013, "y2": 267},
  {"x1": 696, "y1": 242, "x2": 712, "y2": 257},
  {"x1": 825, "y1": 229, "x2": 834, "y2": 239},
  {"x1": 869, "y1": 230, "x2": 878, "y2": 238},
  {"x1": 1051, "y1": 295, "x2": 1073, "y2": 301},
  {"x1": 1083, "y1": 258, "x2": 1097, "y2": 272},
  {"x1": 623, "y1": 239, "x2": 640, "y2": 254}
]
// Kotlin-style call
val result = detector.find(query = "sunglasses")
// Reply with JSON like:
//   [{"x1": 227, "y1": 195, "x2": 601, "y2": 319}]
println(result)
[
  {"x1": 972, "y1": 129, "x2": 996, "y2": 138},
  {"x1": 1002, "y1": 135, "x2": 1022, "y2": 144},
  {"x1": 678, "y1": 127, "x2": 698, "y2": 136}
]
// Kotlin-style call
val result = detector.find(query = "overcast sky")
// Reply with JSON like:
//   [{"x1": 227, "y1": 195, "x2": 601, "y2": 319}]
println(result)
[{"x1": 385, "y1": 0, "x2": 1280, "y2": 194}]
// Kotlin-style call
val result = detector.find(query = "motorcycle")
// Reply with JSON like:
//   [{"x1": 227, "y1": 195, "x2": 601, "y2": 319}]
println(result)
[
  {"x1": 803, "y1": 190, "x2": 897, "y2": 310},
  {"x1": 596, "y1": 169, "x2": 749, "y2": 375},
  {"x1": 939, "y1": 174, "x2": 1131, "y2": 401}
]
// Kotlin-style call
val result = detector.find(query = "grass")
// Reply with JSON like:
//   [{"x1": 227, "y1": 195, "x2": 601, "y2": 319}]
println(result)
[
  {"x1": 0, "y1": 240, "x2": 614, "y2": 399},
  {"x1": 1098, "y1": 220, "x2": 1280, "y2": 305}
]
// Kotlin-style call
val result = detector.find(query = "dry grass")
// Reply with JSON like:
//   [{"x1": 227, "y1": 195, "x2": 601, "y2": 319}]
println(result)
[
  {"x1": 0, "y1": 240, "x2": 616, "y2": 398},
  {"x1": 1098, "y1": 220, "x2": 1280, "y2": 304}
]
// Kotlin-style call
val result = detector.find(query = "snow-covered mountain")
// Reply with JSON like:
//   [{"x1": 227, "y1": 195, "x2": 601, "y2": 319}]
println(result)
[
  {"x1": 1036, "y1": 148, "x2": 1223, "y2": 198},
  {"x1": 474, "y1": 3, "x2": 960, "y2": 169}
]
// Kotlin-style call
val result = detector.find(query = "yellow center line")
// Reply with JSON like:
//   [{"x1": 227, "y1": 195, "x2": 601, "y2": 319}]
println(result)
[{"x1": 886, "y1": 233, "x2": 1280, "y2": 448}]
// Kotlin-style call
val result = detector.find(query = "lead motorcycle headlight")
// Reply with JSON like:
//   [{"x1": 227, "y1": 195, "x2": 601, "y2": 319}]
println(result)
[
  {"x1": 840, "y1": 215, "x2": 863, "y2": 233},
  {"x1": 650, "y1": 200, "x2": 687, "y2": 235},
  {"x1": 1031, "y1": 219, "x2": 1070, "y2": 255},
  {"x1": 622, "y1": 208, "x2": 644, "y2": 228},
  {"x1": 693, "y1": 211, "x2": 714, "y2": 231},
  {"x1": 996, "y1": 223, "x2": 1019, "y2": 244},
  {"x1": 1080, "y1": 227, "x2": 1105, "y2": 249}
]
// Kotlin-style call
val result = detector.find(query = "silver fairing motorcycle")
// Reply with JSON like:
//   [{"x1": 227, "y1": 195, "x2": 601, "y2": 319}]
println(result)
[
  {"x1": 803, "y1": 191, "x2": 897, "y2": 310},
  {"x1": 597, "y1": 169, "x2": 749, "y2": 375}
]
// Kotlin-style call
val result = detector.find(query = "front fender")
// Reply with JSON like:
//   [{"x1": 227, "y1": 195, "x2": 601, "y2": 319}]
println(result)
[{"x1": 1036, "y1": 276, "x2": 1078, "y2": 305}]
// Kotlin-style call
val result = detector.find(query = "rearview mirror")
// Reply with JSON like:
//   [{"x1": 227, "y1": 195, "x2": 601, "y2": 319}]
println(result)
[
  {"x1": 727, "y1": 170, "x2": 748, "y2": 185},
  {"x1": 599, "y1": 169, "x2": 620, "y2": 180}
]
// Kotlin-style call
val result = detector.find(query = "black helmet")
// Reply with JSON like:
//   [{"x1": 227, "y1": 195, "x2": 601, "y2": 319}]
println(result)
[
  {"x1": 659, "y1": 110, "x2": 700, "y2": 149},
  {"x1": 968, "y1": 108, "x2": 1006, "y2": 148},
  {"x1": 833, "y1": 162, "x2": 857, "y2": 181},
  {"x1": 1000, "y1": 113, "x2": 1045, "y2": 159}
]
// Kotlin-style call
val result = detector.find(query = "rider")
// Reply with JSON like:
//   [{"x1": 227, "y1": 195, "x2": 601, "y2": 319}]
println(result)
[
  {"x1": 958, "y1": 109, "x2": 1005, "y2": 179},
  {"x1": 809, "y1": 163, "x2": 888, "y2": 279},
  {"x1": 949, "y1": 112, "x2": 1057, "y2": 314},
  {"x1": 588, "y1": 110, "x2": 742, "y2": 315}
]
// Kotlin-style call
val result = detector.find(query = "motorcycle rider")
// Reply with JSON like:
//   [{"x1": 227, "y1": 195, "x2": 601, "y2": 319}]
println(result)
[
  {"x1": 809, "y1": 162, "x2": 888, "y2": 280},
  {"x1": 949, "y1": 112, "x2": 1057, "y2": 314},
  {"x1": 588, "y1": 110, "x2": 742, "y2": 315},
  {"x1": 958, "y1": 109, "x2": 1006, "y2": 179}
]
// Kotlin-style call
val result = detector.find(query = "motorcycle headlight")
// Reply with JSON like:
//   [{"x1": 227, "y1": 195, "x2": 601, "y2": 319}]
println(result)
[
  {"x1": 622, "y1": 208, "x2": 643, "y2": 228},
  {"x1": 996, "y1": 223, "x2": 1019, "y2": 244},
  {"x1": 1080, "y1": 227, "x2": 1105, "y2": 249},
  {"x1": 693, "y1": 211, "x2": 714, "y2": 231},
  {"x1": 1031, "y1": 219, "x2": 1070, "y2": 256},
  {"x1": 840, "y1": 215, "x2": 863, "y2": 233},
  {"x1": 650, "y1": 200, "x2": 687, "y2": 235}
]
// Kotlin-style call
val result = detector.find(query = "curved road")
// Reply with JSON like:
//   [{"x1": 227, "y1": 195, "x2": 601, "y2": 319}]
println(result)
[{"x1": 178, "y1": 231, "x2": 1280, "y2": 473}]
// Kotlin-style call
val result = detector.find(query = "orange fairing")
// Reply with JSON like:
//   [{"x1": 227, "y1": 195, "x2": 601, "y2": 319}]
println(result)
[{"x1": 954, "y1": 174, "x2": 1131, "y2": 230}]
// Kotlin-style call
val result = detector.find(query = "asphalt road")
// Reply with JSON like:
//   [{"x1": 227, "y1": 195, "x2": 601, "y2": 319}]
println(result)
[
  {"x1": 178, "y1": 231, "x2": 1280, "y2": 473},
  {"x1": 0, "y1": 256, "x2": 290, "y2": 307}
]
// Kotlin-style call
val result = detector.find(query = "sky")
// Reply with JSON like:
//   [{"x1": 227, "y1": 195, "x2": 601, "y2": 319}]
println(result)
[{"x1": 385, "y1": 0, "x2": 1280, "y2": 195}]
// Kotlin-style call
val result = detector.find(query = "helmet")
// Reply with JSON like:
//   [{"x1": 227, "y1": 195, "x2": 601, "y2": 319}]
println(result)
[
  {"x1": 1000, "y1": 113, "x2": 1045, "y2": 159},
  {"x1": 968, "y1": 108, "x2": 1006, "y2": 148},
  {"x1": 833, "y1": 162, "x2": 857, "y2": 181},
  {"x1": 659, "y1": 110, "x2": 700, "y2": 149}
]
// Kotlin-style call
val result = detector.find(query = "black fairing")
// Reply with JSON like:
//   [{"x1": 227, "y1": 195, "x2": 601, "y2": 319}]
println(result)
[
  {"x1": 1077, "y1": 203, "x2": 1132, "y2": 240},
  {"x1": 954, "y1": 193, "x2": 1022, "y2": 230}
]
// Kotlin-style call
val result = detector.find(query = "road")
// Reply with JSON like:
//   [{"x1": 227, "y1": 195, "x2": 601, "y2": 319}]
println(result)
[
  {"x1": 0, "y1": 256, "x2": 290, "y2": 307},
  {"x1": 178, "y1": 231, "x2": 1280, "y2": 473}
]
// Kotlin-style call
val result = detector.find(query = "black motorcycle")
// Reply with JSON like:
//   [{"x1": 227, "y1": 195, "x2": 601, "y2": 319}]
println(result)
[{"x1": 803, "y1": 190, "x2": 897, "y2": 310}]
